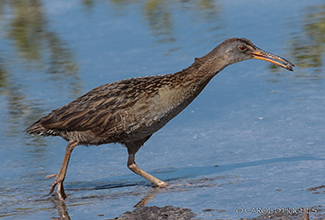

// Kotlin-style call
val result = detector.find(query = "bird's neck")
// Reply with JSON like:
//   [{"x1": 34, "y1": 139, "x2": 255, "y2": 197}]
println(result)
[
  {"x1": 164, "y1": 55, "x2": 228, "y2": 111},
  {"x1": 176, "y1": 54, "x2": 229, "y2": 93},
  {"x1": 191, "y1": 54, "x2": 228, "y2": 78},
  {"x1": 148, "y1": 55, "x2": 229, "y2": 126}
]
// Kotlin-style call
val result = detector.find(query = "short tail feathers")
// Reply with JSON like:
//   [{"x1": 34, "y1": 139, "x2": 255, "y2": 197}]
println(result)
[{"x1": 25, "y1": 121, "x2": 49, "y2": 135}]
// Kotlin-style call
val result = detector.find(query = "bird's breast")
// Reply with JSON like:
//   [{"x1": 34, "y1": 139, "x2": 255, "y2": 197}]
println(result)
[{"x1": 122, "y1": 82, "x2": 201, "y2": 140}]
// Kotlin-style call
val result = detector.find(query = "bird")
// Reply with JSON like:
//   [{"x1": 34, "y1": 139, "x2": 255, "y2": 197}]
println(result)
[{"x1": 25, "y1": 38, "x2": 294, "y2": 200}]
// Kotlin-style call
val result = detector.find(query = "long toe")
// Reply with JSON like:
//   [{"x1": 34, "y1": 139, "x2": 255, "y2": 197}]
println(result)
[
  {"x1": 56, "y1": 181, "x2": 67, "y2": 201},
  {"x1": 46, "y1": 174, "x2": 57, "y2": 178},
  {"x1": 49, "y1": 179, "x2": 58, "y2": 194}
]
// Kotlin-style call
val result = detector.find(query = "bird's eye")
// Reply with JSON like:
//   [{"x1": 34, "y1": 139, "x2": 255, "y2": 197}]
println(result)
[{"x1": 238, "y1": 45, "x2": 247, "y2": 52}]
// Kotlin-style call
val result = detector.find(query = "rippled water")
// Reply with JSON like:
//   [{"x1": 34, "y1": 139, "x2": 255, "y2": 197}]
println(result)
[{"x1": 0, "y1": 0, "x2": 325, "y2": 219}]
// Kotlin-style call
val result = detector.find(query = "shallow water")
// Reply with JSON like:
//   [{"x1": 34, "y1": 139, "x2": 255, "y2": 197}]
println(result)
[{"x1": 0, "y1": 0, "x2": 325, "y2": 219}]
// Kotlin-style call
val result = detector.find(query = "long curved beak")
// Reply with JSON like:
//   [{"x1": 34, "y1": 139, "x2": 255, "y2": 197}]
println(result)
[{"x1": 252, "y1": 49, "x2": 295, "y2": 71}]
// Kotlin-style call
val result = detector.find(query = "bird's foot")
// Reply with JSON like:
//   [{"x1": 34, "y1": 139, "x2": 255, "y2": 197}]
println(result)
[
  {"x1": 49, "y1": 177, "x2": 67, "y2": 201},
  {"x1": 156, "y1": 180, "x2": 168, "y2": 188}
]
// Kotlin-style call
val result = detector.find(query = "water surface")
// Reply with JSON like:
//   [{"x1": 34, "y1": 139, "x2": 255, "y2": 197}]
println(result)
[{"x1": 0, "y1": 0, "x2": 325, "y2": 219}]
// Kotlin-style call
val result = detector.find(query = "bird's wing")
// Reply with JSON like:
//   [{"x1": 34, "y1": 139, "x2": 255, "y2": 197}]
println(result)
[{"x1": 36, "y1": 77, "x2": 159, "y2": 137}]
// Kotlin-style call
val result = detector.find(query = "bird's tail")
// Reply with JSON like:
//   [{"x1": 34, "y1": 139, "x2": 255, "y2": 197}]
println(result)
[{"x1": 25, "y1": 121, "x2": 47, "y2": 135}]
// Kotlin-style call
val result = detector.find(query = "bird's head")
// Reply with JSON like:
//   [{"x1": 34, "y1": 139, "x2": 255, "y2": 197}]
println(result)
[{"x1": 217, "y1": 38, "x2": 294, "y2": 71}]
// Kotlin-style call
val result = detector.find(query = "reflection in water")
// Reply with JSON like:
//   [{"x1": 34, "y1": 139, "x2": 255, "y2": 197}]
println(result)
[
  {"x1": 54, "y1": 197, "x2": 197, "y2": 220},
  {"x1": 143, "y1": 0, "x2": 222, "y2": 44},
  {"x1": 8, "y1": 0, "x2": 45, "y2": 62},
  {"x1": 51, "y1": 186, "x2": 163, "y2": 219},
  {"x1": 54, "y1": 200, "x2": 71, "y2": 220},
  {"x1": 272, "y1": 4, "x2": 325, "y2": 82},
  {"x1": 80, "y1": 0, "x2": 95, "y2": 12},
  {"x1": 0, "y1": 1, "x2": 80, "y2": 139},
  {"x1": 0, "y1": 56, "x2": 8, "y2": 88},
  {"x1": 93, "y1": 0, "x2": 222, "y2": 45},
  {"x1": 144, "y1": 0, "x2": 175, "y2": 43},
  {"x1": 52, "y1": 176, "x2": 230, "y2": 220},
  {"x1": 289, "y1": 4, "x2": 325, "y2": 71},
  {"x1": 7, "y1": 0, "x2": 79, "y2": 75},
  {"x1": 134, "y1": 187, "x2": 163, "y2": 208}
]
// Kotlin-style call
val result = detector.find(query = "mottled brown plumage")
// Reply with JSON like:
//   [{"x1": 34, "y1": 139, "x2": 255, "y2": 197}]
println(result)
[{"x1": 26, "y1": 38, "x2": 294, "y2": 200}]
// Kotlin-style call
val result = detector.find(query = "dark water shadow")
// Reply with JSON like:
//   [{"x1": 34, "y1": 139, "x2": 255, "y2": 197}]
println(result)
[
  {"x1": 3, "y1": 155, "x2": 323, "y2": 219},
  {"x1": 62, "y1": 155, "x2": 325, "y2": 194},
  {"x1": 51, "y1": 183, "x2": 204, "y2": 220},
  {"x1": 51, "y1": 172, "x2": 325, "y2": 220},
  {"x1": 107, "y1": 205, "x2": 198, "y2": 220},
  {"x1": 52, "y1": 192, "x2": 198, "y2": 220}
]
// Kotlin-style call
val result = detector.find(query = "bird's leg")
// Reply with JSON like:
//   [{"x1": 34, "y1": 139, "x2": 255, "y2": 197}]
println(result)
[
  {"x1": 49, "y1": 140, "x2": 78, "y2": 200},
  {"x1": 127, "y1": 144, "x2": 168, "y2": 188}
]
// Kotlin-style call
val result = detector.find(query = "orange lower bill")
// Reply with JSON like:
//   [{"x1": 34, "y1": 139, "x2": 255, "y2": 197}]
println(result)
[{"x1": 252, "y1": 51, "x2": 294, "y2": 71}]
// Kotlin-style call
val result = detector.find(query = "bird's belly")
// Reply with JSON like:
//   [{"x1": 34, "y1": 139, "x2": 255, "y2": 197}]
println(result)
[{"x1": 124, "y1": 93, "x2": 191, "y2": 141}]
